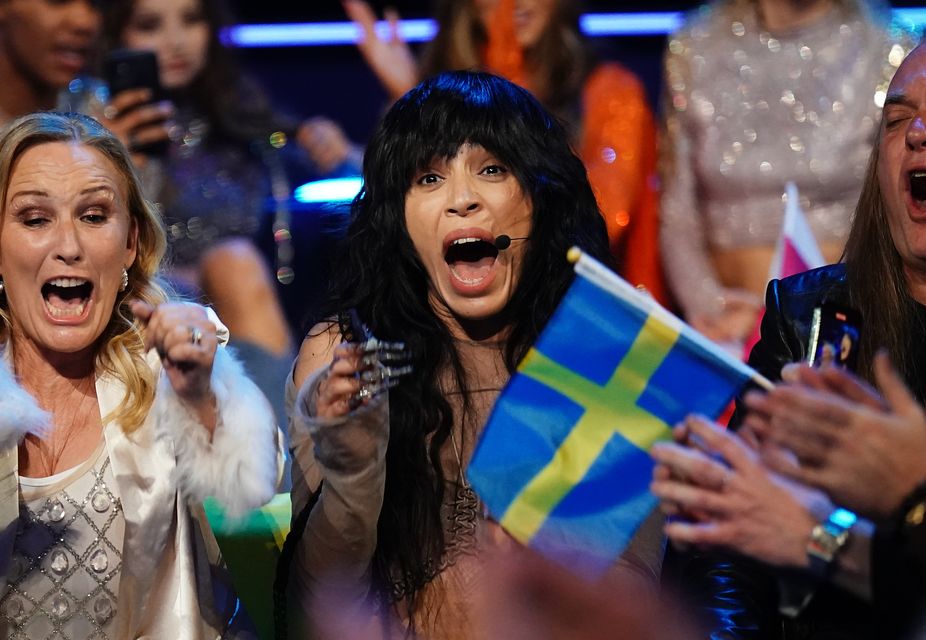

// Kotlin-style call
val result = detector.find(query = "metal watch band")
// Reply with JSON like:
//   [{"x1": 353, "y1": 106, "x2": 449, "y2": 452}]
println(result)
[{"x1": 807, "y1": 508, "x2": 857, "y2": 577}]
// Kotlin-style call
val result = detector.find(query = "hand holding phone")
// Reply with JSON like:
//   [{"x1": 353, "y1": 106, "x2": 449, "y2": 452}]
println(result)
[
  {"x1": 102, "y1": 49, "x2": 171, "y2": 155},
  {"x1": 807, "y1": 303, "x2": 862, "y2": 371}
]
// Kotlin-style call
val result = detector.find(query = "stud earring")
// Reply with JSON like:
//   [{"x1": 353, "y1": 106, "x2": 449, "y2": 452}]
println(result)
[
  {"x1": 120, "y1": 268, "x2": 128, "y2": 292},
  {"x1": 0, "y1": 278, "x2": 4, "y2": 294}
]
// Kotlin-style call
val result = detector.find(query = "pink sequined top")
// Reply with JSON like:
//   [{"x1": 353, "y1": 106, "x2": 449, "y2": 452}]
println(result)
[{"x1": 659, "y1": 0, "x2": 913, "y2": 317}]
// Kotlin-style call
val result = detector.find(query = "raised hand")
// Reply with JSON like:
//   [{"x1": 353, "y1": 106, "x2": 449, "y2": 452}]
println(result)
[
  {"x1": 316, "y1": 339, "x2": 411, "y2": 419},
  {"x1": 342, "y1": 0, "x2": 419, "y2": 100}
]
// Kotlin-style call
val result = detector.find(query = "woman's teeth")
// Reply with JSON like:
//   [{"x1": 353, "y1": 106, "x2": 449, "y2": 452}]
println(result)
[
  {"x1": 48, "y1": 277, "x2": 88, "y2": 288},
  {"x1": 45, "y1": 300, "x2": 86, "y2": 317},
  {"x1": 42, "y1": 277, "x2": 91, "y2": 317}
]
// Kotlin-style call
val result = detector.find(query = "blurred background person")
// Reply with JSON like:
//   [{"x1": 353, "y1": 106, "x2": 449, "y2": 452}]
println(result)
[
  {"x1": 0, "y1": 0, "x2": 108, "y2": 121},
  {"x1": 660, "y1": 0, "x2": 913, "y2": 346},
  {"x1": 99, "y1": 0, "x2": 336, "y2": 425},
  {"x1": 324, "y1": 0, "x2": 668, "y2": 303},
  {"x1": 0, "y1": 112, "x2": 279, "y2": 638}
]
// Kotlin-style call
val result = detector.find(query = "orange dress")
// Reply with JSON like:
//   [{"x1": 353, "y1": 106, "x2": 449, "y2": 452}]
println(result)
[{"x1": 578, "y1": 64, "x2": 665, "y2": 304}]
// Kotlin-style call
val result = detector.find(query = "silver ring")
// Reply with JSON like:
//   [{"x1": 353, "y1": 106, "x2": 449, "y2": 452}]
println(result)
[
  {"x1": 189, "y1": 326, "x2": 203, "y2": 346},
  {"x1": 356, "y1": 387, "x2": 372, "y2": 400},
  {"x1": 103, "y1": 104, "x2": 118, "y2": 120}
]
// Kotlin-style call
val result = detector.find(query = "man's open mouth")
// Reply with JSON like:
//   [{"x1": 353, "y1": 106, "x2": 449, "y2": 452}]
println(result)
[
  {"x1": 42, "y1": 277, "x2": 92, "y2": 318},
  {"x1": 444, "y1": 237, "x2": 499, "y2": 285},
  {"x1": 910, "y1": 170, "x2": 926, "y2": 203}
]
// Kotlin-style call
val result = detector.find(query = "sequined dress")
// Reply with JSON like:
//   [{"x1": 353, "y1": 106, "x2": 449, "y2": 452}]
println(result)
[
  {"x1": 1, "y1": 444, "x2": 123, "y2": 639},
  {"x1": 139, "y1": 109, "x2": 274, "y2": 271},
  {"x1": 660, "y1": 0, "x2": 913, "y2": 318}
]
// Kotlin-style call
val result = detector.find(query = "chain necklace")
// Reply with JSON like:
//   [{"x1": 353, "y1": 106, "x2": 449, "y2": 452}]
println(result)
[
  {"x1": 22, "y1": 381, "x2": 97, "y2": 477},
  {"x1": 446, "y1": 428, "x2": 480, "y2": 549}
]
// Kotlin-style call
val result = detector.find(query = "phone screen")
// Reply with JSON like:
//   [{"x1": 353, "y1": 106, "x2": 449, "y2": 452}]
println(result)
[{"x1": 807, "y1": 303, "x2": 862, "y2": 371}]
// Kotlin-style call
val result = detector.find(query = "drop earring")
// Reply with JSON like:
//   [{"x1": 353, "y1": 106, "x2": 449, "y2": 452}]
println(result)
[{"x1": 120, "y1": 268, "x2": 128, "y2": 292}]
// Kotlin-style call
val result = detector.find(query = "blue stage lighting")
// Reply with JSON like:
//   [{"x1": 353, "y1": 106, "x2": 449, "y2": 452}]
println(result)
[
  {"x1": 224, "y1": 9, "x2": 926, "y2": 48},
  {"x1": 293, "y1": 177, "x2": 363, "y2": 204}
]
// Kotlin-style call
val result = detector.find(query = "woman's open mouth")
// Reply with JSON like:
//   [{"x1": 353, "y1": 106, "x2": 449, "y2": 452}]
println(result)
[
  {"x1": 42, "y1": 277, "x2": 92, "y2": 319},
  {"x1": 445, "y1": 237, "x2": 499, "y2": 287}
]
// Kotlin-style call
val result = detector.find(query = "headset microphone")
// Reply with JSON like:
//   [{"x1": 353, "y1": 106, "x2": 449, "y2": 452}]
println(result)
[{"x1": 493, "y1": 235, "x2": 529, "y2": 250}]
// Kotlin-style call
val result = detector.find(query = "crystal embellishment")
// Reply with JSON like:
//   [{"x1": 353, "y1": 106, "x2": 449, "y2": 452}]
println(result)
[
  {"x1": 49, "y1": 549, "x2": 69, "y2": 575},
  {"x1": 89, "y1": 548, "x2": 109, "y2": 573},
  {"x1": 51, "y1": 594, "x2": 70, "y2": 617},
  {"x1": 47, "y1": 498, "x2": 65, "y2": 522},
  {"x1": 1, "y1": 456, "x2": 124, "y2": 637},
  {"x1": 91, "y1": 491, "x2": 110, "y2": 513},
  {"x1": 4, "y1": 596, "x2": 25, "y2": 622},
  {"x1": 93, "y1": 596, "x2": 113, "y2": 623}
]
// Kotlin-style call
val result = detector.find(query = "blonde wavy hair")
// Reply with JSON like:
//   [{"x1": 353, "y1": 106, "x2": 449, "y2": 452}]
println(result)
[{"x1": 0, "y1": 112, "x2": 168, "y2": 432}]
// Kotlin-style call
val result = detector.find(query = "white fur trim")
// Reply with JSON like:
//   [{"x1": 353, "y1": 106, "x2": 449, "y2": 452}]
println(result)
[
  {"x1": 152, "y1": 346, "x2": 280, "y2": 519},
  {"x1": 0, "y1": 355, "x2": 50, "y2": 450}
]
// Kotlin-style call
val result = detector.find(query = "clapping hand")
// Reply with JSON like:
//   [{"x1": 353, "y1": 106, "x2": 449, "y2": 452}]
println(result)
[
  {"x1": 745, "y1": 353, "x2": 926, "y2": 520},
  {"x1": 651, "y1": 415, "x2": 826, "y2": 569}
]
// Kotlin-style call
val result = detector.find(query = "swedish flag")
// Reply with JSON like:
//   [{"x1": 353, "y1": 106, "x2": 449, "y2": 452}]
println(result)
[{"x1": 467, "y1": 250, "x2": 762, "y2": 573}]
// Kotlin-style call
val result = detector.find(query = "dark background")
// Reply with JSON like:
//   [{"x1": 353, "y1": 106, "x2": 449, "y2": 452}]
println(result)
[
  {"x1": 224, "y1": 1, "x2": 704, "y2": 144},
  {"x1": 224, "y1": 1, "x2": 925, "y2": 147}
]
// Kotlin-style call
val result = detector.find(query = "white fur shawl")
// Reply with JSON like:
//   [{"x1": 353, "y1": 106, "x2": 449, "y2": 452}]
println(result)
[
  {"x1": 0, "y1": 357, "x2": 49, "y2": 451},
  {"x1": 0, "y1": 347, "x2": 279, "y2": 520},
  {"x1": 152, "y1": 346, "x2": 281, "y2": 519}
]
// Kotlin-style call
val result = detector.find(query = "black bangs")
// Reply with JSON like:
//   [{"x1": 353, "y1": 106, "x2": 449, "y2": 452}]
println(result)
[{"x1": 368, "y1": 71, "x2": 560, "y2": 193}]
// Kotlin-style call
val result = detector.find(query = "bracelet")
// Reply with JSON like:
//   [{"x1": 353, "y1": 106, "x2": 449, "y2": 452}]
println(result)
[
  {"x1": 807, "y1": 508, "x2": 857, "y2": 578},
  {"x1": 895, "y1": 479, "x2": 926, "y2": 533}
]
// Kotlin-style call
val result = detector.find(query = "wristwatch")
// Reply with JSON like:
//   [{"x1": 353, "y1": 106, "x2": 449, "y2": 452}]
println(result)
[{"x1": 807, "y1": 508, "x2": 857, "y2": 577}]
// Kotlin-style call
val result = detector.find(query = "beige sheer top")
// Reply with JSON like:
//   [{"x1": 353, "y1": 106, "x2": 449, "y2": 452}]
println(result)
[{"x1": 285, "y1": 349, "x2": 665, "y2": 639}]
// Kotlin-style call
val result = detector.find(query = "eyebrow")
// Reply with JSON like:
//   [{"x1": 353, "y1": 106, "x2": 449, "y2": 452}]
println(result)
[
  {"x1": 7, "y1": 185, "x2": 117, "y2": 200},
  {"x1": 883, "y1": 93, "x2": 916, "y2": 109}
]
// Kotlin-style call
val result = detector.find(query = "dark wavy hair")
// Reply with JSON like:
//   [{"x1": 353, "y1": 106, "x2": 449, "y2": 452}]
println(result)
[
  {"x1": 102, "y1": 0, "x2": 292, "y2": 144},
  {"x1": 319, "y1": 70, "x2": 610, "y2": 613}
]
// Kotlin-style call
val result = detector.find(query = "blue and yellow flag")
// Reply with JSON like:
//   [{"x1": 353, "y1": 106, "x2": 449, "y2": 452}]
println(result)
[{"x1": 467, "y1": 249, "x2": 763, "y2": 574}]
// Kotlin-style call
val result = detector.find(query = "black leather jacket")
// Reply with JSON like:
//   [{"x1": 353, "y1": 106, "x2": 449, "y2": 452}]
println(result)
[{"x1": 667, "y1": 264, "x2": 879, "y2": 640}]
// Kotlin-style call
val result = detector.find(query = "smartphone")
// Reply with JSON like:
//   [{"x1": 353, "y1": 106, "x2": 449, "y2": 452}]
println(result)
[
  {"x1": 103, "y1": 49, "x2": 167, "y2": 155},
  {"x1": 807, "y1": 303, "x2": 862, "y2": 371},
  {"x1": 104, "y1": 49, "x2": 162, "y2": 101}
]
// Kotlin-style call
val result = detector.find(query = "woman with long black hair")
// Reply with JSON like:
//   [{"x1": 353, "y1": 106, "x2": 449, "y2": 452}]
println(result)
[{"x1": 281, "y1": 70, "x2": 664, "y2": 638}]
